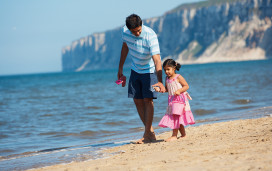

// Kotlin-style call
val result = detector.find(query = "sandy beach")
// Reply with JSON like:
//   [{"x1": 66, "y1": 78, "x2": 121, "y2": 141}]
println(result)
[{"x1": 30, "y1": 116, "x2": 272, "y2": 171}]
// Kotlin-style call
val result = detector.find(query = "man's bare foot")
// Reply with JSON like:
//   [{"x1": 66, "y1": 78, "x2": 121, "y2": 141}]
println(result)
[
  {"x1": 165, "y1": 136, "x2": 178, "y2": 142},
  {"x1": 149, "y1": 131, "x2": 156, "y2": 141},
  {"x1": 135, "y1": 137, "x2": 145, "y2": 144},
  {"x1": 136, "y1": 132, "x2": 156, "y2": 144},
  {"x1": 136, "y1": 137, "x2": 152, "y2": 144}
]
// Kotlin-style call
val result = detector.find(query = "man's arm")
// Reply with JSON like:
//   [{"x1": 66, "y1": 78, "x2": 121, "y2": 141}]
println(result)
[
  {"x1": 118, "y1": 42, "x2": 129, "y2": 79},
  {"x1": 152, "y1": 54, "x2": 166, "y2": 93}
]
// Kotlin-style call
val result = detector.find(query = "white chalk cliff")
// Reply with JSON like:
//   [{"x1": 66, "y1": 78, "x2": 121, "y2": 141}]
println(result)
[{"x1": 62, "y1": 0, "x2": 272, "y2": 72}]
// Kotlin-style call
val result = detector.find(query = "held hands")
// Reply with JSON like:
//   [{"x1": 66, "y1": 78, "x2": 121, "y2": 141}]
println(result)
[
  {"x1": 153, "y1": 86, "x2": 161, "y2": 92},
  {"x1": 152, "y1": 82, "x2": 166, "y2": 93}
]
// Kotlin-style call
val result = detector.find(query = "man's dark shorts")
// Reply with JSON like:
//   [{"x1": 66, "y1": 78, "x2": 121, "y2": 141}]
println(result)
[{"x1": 128, "y1": 70, "x2": 158, "y2": 99}]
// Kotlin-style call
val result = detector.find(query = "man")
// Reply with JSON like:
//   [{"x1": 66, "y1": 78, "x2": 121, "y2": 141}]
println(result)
[{"x1": 117, "y1": 14, "x2": 165, "y2": 143}]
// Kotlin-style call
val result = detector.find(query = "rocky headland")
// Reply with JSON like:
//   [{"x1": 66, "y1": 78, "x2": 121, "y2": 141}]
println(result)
[{"x1": 62, "y1": 0, "x2": 272, "y2": 72}]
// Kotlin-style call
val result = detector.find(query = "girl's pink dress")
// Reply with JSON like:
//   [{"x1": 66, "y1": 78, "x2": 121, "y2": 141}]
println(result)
[{"x1": 158, "y1": 74, "x2": 195, "y2": 129}]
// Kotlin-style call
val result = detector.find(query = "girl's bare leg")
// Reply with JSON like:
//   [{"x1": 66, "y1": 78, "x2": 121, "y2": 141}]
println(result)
[
  {"x1": 165, "y1": 129, "x2": 178, "y2": 142},
  {"x1": 179, "y1": 124, "x2": 186, "y2": 138}
]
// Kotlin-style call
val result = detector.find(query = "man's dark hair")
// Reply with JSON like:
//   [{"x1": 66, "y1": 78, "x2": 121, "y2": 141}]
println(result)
[{"x1": 126, "y1": 14, "x2": 142, "y2": 30}]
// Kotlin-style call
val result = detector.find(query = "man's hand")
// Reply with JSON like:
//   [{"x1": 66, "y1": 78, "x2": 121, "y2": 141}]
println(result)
[{"x1": 152, "y1": 54, "x2": 165, "y2": 93}]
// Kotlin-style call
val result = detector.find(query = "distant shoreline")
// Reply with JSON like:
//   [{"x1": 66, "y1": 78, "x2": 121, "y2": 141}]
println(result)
[{"x1": 1, "y1": 58, "x2": 270, "y2": 77}]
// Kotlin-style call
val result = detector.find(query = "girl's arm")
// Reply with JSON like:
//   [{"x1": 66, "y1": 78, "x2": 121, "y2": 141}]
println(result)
[
  {"x1": 164, "y1": 77, "x2": 168, "y2": 93},
  {"x1": 174, "y1": 75, "x2": 189, "y2": 96}
]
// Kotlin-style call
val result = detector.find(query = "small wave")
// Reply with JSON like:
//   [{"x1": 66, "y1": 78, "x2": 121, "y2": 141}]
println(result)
[
  {"x1": 79, "y1": 130, "x2": 97, "y2": 136},
  {"x1": 0, "y1": 121, "x2": 7, "y2": 126},
  {"x1": 232, "y1": 99, "x2": 252, "y2": 104},
  {"x1": 86, "y1": 112, "x2": 103, "y2": 116},
  {"x1": 38, "y1": 147, "x2": 69, "y2": 153},
  {"x1": 104, "y1": 121, "x2": 126, "y2": 126},
  {"x1": 86, "y1": 106, "x2": 102, "y2": 110},
  {"x1": 0, "y1": 150, "x2": 38, "y2": 161},
  {"x1": 39, "y1": 131, "x2": 67, "y2": 136},
  {"x1": 194, "y1": 109, "x2": 217, "y2": 116},
  {"x1": 40, "y1": 114, "x2": 53, "y2": 117},
  {"x1": 79, "y1": 130, "x2": 115, "y2": 136},
  {"x1": 0, "y1": 149, "x2": 15, "y2": 154},
  {"x1": 0, "y1": 134, "x2": 8, "y2": 139},
  {"x1": 48, "y1": 131, "x2": 112, "y2": 138},
  {"x1": 0, "y1": 140, "x2": 132, "y2": 163},
  {"x1": 129, "y1": 127, "x2": 144, "y2": 132},
  {"x1": 234, "y1": 105, "x2": 255, "y2": 110},
  {"x1": 62, "y1": 112, "x2": 72, "y2": 115},
  {"x1": 0, "y1": 146, "x2": 71, "y2": 162}
]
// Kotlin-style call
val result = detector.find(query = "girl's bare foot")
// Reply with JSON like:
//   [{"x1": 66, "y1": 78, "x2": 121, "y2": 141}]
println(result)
[
  {"x1": 165, "y1": 136, "x2": 178, "y2": 142},
  {"x1": 165, "y1": 129, "x2": 179, "y2": 142}
]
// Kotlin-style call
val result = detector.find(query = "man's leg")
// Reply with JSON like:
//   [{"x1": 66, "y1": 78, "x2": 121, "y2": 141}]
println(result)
[
  {"x1": 133, "y1": 98, "x2": 145, "y2": 124},
  {"x1": 134, "y1": 98, "x2": 156, "y2": 143},
  {"x1": 130, "y1": 70, "x2": 157, "y2": 143},
  {"x1": 143, "y1": 98, "x2": 154, "y2": 135}
]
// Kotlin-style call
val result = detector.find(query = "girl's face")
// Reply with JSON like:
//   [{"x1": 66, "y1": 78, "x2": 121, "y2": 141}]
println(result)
[{"x1": 164, "y1": 65, "x2": 176, "y2": 77}]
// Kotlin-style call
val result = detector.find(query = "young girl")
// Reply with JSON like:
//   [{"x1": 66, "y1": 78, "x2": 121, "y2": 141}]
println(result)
[{"x1": 155, "y1": 59, "x2": 195, "y2": 142}]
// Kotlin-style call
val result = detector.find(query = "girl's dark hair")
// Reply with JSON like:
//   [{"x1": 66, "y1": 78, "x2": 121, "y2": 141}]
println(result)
[
  {"x1": 126, "y1": 14, "x2": 142, "y2": 30},
  {"x1": 163, "y1": 59, "x2": 181, "y2": 71}
]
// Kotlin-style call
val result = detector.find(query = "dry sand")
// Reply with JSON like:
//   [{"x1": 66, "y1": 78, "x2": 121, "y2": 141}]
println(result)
[{"x1": 30, "y1": 117, "x2": 272, "y2": 171}]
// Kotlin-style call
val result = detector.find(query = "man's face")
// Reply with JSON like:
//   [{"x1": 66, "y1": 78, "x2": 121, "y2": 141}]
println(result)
[{"x1": 130, "y1": 26, "x2": 142, "y2": 37}]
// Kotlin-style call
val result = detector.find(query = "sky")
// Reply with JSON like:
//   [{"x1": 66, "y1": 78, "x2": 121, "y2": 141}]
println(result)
[{"x1": 0, "y1": 0, "x2": 201, "y2": 76}]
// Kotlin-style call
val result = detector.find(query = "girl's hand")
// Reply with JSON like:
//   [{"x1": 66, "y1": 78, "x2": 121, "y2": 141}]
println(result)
[
  {"x1": 174, "y1": 90, "x2": 181, "y2": 96},
  {"x1": 153, "y1": 86, "x2": 161, "y2": 92},
  {"x1": 174, "y1": 75, "x2": 189, "y2": 96}
]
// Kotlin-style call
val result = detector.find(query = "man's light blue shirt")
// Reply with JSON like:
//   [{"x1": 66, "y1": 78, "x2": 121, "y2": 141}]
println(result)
[{"x1": 122, "y1": 25, "x2": 160, "y2": 74}]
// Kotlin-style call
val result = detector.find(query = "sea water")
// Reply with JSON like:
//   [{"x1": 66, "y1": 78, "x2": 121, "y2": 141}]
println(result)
[{"x1": 0, "y1": 59, "x2": 272, "y2": 170}]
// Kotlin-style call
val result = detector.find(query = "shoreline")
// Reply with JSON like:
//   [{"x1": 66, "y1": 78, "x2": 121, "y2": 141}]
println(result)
[{"x1": 29, "y1": 116, "x2": 272, "y2": 171}]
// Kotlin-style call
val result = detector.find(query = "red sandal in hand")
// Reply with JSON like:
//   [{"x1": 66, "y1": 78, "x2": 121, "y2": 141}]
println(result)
[{"x1": 115, "y1": 75, "x2": 126, "y2": 87}]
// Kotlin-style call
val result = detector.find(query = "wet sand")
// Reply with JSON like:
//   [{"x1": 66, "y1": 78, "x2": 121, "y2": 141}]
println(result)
[{"x1": 30, "y1": 116, "x2": 272, "y2": 171}]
